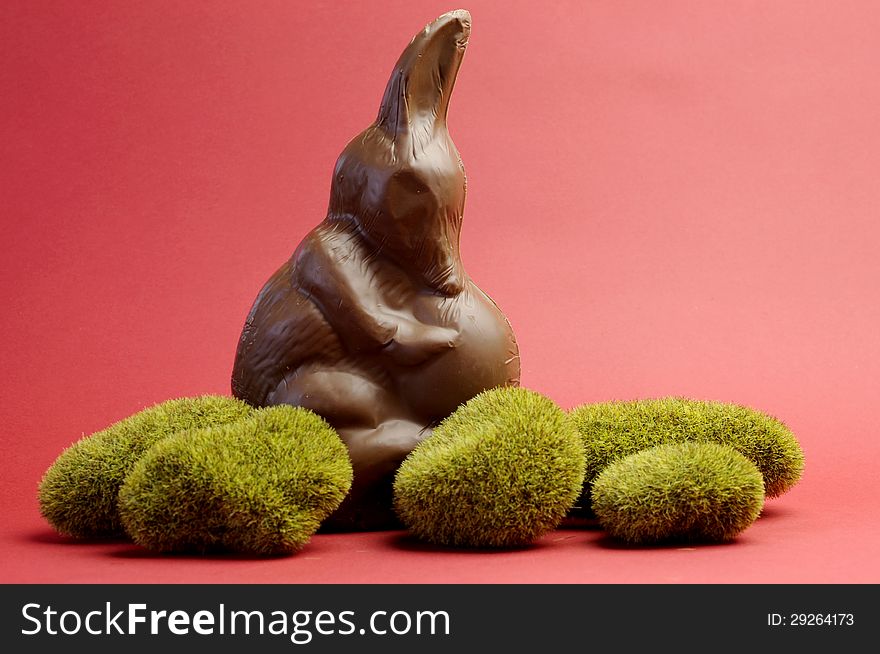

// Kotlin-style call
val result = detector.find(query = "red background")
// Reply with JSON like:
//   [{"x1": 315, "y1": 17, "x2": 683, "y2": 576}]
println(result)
[{"x1": 2, "y1": 0, "x2": 879, "y2": 583}]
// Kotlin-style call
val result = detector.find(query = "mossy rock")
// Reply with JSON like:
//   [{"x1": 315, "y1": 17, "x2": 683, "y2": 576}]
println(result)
[
  {"x1": 569, "y1": 398, "x2": 804, "y2": 511},
  {"x1": 393, "y1": 387, "x2": 585, "y2": 548},
  {"x1": 118, "y1": 405, "x2": 353, "y2": 555},
  {"x1": 592, "y1": 441, "x2": 765, "y2": 544},
  {"x1": 39, "y1": 395, "x2": 253, "y2": 538}
]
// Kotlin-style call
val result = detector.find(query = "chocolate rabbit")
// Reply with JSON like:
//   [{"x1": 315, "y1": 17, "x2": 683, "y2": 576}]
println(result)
[{"x1": 231, "y1": 10, "x2": 520, "y2": 530}]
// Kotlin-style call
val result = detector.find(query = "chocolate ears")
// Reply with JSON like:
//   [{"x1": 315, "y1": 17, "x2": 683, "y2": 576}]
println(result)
[{"x1": 376, "y1": 9, "x2": 471, "y2": 136}]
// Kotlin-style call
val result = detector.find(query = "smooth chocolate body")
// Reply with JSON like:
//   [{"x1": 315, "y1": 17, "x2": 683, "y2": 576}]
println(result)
[{"x1": 231, "y1": 10, "x2": 520, "y2": 530}]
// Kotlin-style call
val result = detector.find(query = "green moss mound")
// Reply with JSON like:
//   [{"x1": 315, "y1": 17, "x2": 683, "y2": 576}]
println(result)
[
  {"x1": 39, "y1": 396, "x2": 253, "y2": 538},
  {"x1": 592, "y1": 441, "x2": 765, "y2": 544},
  {"x1": 118, "y1": 405, "x2": 353, "y2": 555},
  {"x1": 570, "y1": 398, "x2": 804, "y2": 509},
  {"x1": 393, "y1": 387, "x2": 585, "y2": 548}
]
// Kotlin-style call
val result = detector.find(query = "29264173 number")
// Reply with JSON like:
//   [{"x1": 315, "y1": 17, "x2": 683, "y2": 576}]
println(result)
[{"x1": 789, "y1": 613, "x2": 853, "y2": 627}]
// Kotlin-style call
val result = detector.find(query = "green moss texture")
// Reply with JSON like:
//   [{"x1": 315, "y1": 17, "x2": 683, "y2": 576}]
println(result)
[
  {"x1": 592, "y1": 441, "x2": 765, "y2": 544},
  {"x1": 118, "y1": 405, "x2": 353, "y2": 555},
  {"x1": 393, "y1": 387, "x2": 585, "y2": 548},
  {"x1": 39, "y1": 395, "x2": 253, "y2": 538},
  {"x1": 570, "y1": 398, "x2": 804, "y2": 508}
]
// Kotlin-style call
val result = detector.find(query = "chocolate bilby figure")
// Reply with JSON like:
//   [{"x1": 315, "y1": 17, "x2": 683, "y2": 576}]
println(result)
[{"x1": 232, "y1": 10, "x2": 520, "y2": 530}]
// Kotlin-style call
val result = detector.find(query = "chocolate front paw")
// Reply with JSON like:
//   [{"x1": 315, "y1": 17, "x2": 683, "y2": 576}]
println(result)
[{"x1": 382, "y1": 321, "x2": 459, "y2": 366}]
